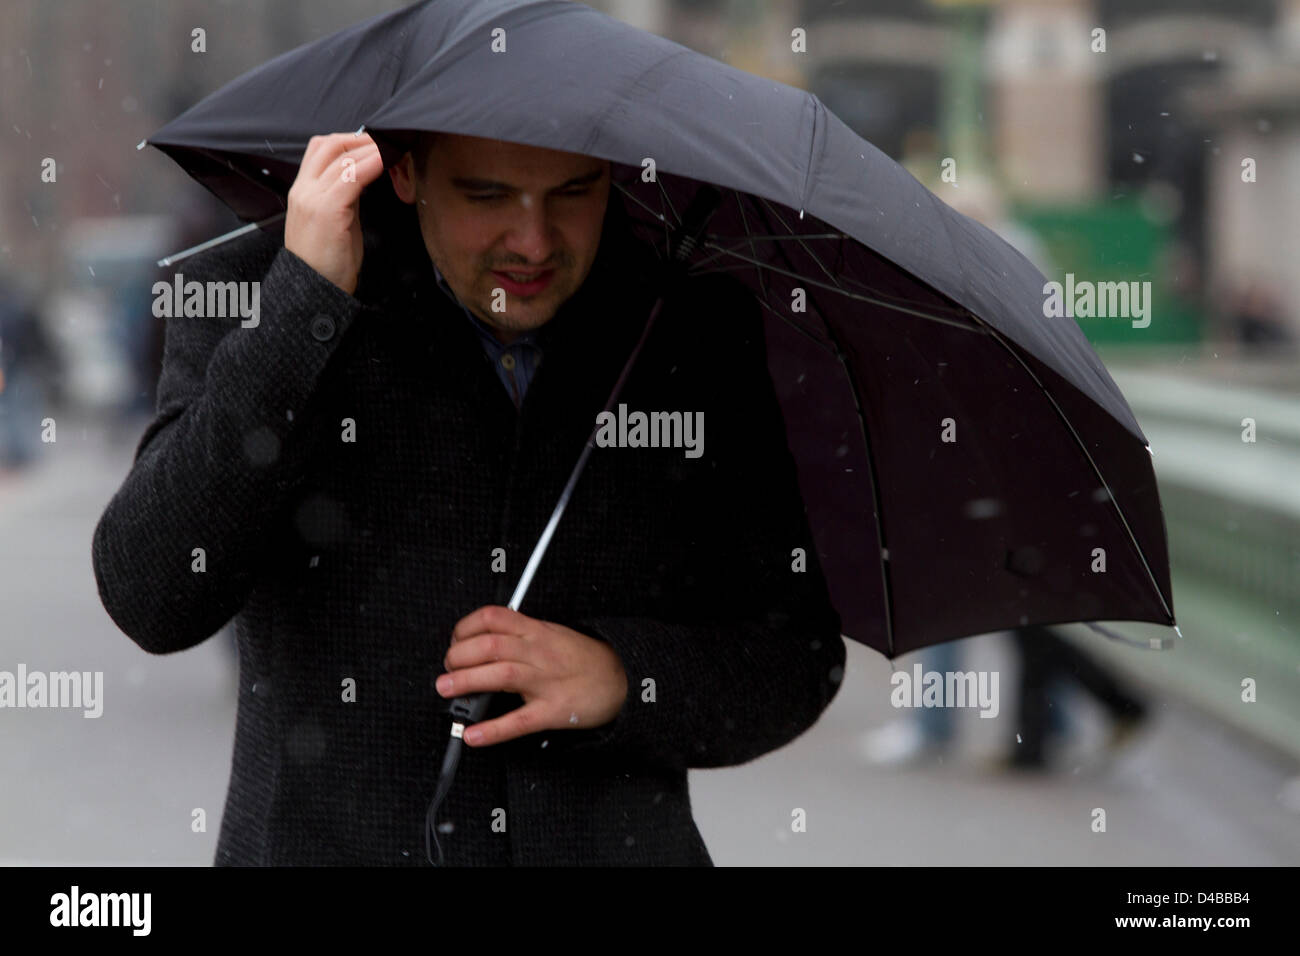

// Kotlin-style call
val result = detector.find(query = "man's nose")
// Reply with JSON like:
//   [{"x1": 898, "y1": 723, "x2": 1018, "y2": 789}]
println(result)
[{"x1": 503, "y1": 198, "x2": 556, "y2": 263}]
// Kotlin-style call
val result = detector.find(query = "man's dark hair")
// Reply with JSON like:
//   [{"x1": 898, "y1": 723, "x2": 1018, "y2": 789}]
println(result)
[{"x1": 411, "y1": 130, "x2": 440, "y2": 176}]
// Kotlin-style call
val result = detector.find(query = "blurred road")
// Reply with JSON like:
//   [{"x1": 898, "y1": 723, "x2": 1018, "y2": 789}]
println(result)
[{"x1": 2, "y1": 411, "x2": 1298, "y2": 865}]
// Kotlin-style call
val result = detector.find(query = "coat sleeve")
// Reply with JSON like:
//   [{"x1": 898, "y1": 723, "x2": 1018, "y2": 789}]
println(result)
[
  {"x1": 553, "y1": 276, "x2": 847, "y2": 772},
  {"x1": 91, "y1": 234, "x2": 366, "y2": 654}
]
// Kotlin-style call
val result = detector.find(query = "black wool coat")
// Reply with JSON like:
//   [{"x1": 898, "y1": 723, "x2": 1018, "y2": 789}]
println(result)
[{"x1": 91, "y1": 196, "x2": 847, "y2": 866}]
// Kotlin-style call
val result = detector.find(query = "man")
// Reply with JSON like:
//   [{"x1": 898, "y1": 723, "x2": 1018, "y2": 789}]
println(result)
[{"x1": 92, "y1": 129, "x2": 846, "y2": 865}]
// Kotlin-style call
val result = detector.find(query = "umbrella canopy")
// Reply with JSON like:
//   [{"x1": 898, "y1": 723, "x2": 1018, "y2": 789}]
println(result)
[{"x1": 145, "y1": 0, "x2": 1175, "y2": 659}]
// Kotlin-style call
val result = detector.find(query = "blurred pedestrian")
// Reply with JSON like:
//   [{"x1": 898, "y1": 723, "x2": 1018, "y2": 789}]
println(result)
[
  {"x1": 1226, "y1": 279, "x2": 1295, "y2": 352},
  {"x1": 0, "y1": 272, "x2": 56, "y2": 474},
  {"x1": 1003, "y1": 624, "x2": 1149, "y2": 771},
  {"x1": 860, "y1": 641, "x2": 961, "y2": 766}
]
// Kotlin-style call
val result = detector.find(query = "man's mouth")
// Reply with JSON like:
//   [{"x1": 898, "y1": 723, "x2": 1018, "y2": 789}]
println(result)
[{"x1": 491, "y1": 269, "x2": 556, "y2": 296}]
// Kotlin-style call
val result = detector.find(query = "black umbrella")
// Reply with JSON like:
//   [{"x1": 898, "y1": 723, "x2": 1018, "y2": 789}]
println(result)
[{"x1": 144, "y1": 0, "x2": 1178, "y2": 863}]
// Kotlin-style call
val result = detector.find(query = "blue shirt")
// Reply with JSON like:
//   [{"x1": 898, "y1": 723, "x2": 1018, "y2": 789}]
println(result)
[{"x1": 431, "y1": 264, "x2": 543, "y2": 410}]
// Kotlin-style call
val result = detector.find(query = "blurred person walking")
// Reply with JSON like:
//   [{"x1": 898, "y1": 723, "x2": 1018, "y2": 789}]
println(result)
[
  {"x1": 0, "y1": 273, "x2": 56, "y2": 476},
  {"x1": 1002, "y1": 624, "x2": 1149, "y2": 771}
]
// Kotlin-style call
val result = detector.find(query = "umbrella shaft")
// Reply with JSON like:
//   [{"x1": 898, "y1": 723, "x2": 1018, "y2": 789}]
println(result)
[{"x1": 508, "y1": 292, "x2": 669, "y2": 611}]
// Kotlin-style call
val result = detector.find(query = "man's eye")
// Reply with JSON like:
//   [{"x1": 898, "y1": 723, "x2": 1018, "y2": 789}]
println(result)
[{"x1": 466, "y1": 189, "x2": 588, "y2": 202}]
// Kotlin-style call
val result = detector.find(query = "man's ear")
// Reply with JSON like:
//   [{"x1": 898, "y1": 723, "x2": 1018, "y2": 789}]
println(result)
[{"x1": 389, "y1": 152, "x2": 417, "y2": 205}]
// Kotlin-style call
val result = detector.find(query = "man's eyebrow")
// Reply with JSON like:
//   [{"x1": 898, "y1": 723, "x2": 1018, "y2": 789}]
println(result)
[{"x1": 451, "y1": 168, "x2": 606, "y2": 193}]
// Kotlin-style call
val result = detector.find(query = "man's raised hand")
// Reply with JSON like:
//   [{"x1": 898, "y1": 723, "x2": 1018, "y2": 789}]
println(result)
[{"x1": 284, "y1": 132, "x2": 385, "y2": 297}]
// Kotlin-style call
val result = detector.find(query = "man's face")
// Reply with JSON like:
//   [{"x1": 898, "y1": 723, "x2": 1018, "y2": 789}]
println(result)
[{"x1": 389, "y1": 133, "x2": 611, "y2": 344}]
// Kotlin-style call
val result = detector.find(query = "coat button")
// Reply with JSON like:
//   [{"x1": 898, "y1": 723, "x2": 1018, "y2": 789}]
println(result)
[{"x1": 310, "y1": 314, "x2": 336, "y2": 341}]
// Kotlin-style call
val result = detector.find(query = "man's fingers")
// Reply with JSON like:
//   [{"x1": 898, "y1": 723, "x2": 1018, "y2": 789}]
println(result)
[
  {"x1": 461, "y1": 700, "x2": 552, "y2": 748},
  {"x1": 298, "y1": 132, "x2": 377, "y2": 181},
  {"x1": 437, "y1": 659, "x2": 539, "y2": 700},
  {"x1": 444, "y1": 631, "x2": 533, "y2": 671},
  {"x1": 297, "y1": 133, "x2": 346, "y2": 180},
  {"x1": 300, "y1": 132, "x2": 376, "y2": 180},
  {"x1": 323, "y1": 146, "x2": 386, "y2": 198},
  {"x1": 451, "y1": 605, "x2": 531, "y2": 643}
]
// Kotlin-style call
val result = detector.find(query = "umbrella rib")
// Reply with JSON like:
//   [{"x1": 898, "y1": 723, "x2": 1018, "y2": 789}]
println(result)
[
  {"x1": 757, "y1": 196, "x2": 843, "y2": 291},
  {"x1": 687, "y1": 236, "x2": 843, "y2": 274},
  {"x1": 1083, "y1": 620, "x2": 1178, "y2": 650},
  {"x1": 748, "y1": 290, "x2": 838, "y2": 356},
  {"x1": 730, "y1": 191, "x2": 769, "y2": 306},
  {"x1": 612, "y1": 179, "x2": 662, "y2": 220},
  {"x1": 655, "y1": 175, "x2": 682, "y2": 230},
  {"x1": 829, "y1": 329, "x2": 895, "y2": 658},
  {"x1": 612, "y1": 180, "x2": 673, "y2": 258},
  {"x1": 682, "y1": 244, "x2": 738, "y2": 271},
  {"x1": 746, "y1": 197, "x2": 896, "y2": 657},
  {"x1": 977, "y1": 324, "x2": 1176, "y2": 625},
  {"x1": 770, "y1": 201, "x2": 928, "y2": 335},
  {"x1": 697, "y1": 231, "x2": 974, "y2": 324},
  {"x1": 212, "y1": 149, "x2": 289, "y2": 211},
  {"x1": 825, "y1": 262, "x2": 973, "y2": 322},
  {"x1": 158, "y1": 212, "x2": 285, "y2": 268},
  {"x1": 705, "y1": 233, "x2": 852, "y2": 242},
  {"x1": 696, "y1": 243, "x2": 987, "y2": 333},
  {"x1": 617, "y1": 182, "x2": 915, "y2": 323}
]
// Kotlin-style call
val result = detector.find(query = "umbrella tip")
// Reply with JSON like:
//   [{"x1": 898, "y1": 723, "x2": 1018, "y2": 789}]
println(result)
[
  {"x1": 354, "y1": 124, "x2": 366, "y2": 136},
  {"x1": 136, "y1": 139, "x2": 147, "y2": 151}
]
